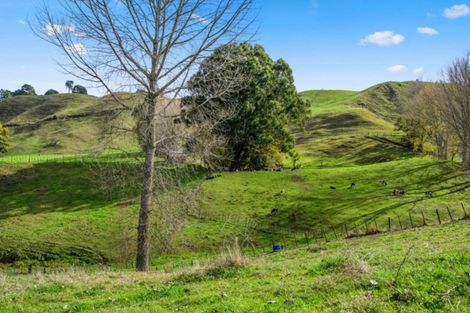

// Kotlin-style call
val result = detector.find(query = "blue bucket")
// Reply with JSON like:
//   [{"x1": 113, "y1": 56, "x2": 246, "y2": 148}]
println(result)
[{"x1": 273, "y1": 244, "x2": 282, "y2": 252}]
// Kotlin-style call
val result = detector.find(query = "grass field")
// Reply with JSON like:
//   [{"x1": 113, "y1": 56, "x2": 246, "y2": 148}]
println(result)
[
  {"x1": 1, "y1": 221, "x2": 468, "y2": 312},
  {"x1": 0, "y1": 94, "x2": 137, "y2": 154},
  {"x1": 1, "y1": 85, "x2": 469, "y2": 311},
  {"x1": 1, "y1": 87, "x2": 469, "y2": 265}
]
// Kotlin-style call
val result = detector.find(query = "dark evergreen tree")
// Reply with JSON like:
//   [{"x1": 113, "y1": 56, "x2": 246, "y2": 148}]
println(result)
[
  {"x1": 184, "y1": 43, "x2": 308, "y2": 170},
  {"x1": 72, "y1": 85, "x2": 88, "y2": 95},
  {"x1": 45, "y1": 89, "x2": 59, "y2": 95},
  {"x1": 12, "y1": 84, "x2": 36, "y2": 96}
]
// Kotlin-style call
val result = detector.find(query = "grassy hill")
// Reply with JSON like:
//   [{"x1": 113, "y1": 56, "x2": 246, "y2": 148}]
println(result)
[
  {"x1": 0, "y1": 94, "x2": 136, "y2": 154},
  {"x1": 1, "y1": 83, "x2": 469, "y2": 266},
  {"x1": 346, "y1": 81, "x2": 412, "y2": 121},
  {"x1": 1, "y1": 84, "x2": 469, "y2": 311}
]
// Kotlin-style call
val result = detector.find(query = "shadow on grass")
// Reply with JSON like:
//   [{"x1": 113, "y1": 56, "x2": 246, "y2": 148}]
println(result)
[
  {"x1": 0, "y1": 160, "x2": 208, "y2": 220},
  {"x1": 0, "y1": 160, "x2": 143, "y2": 220},
  {"x1": 259, "y1": 162, "x2": 470, "y2": 233}
]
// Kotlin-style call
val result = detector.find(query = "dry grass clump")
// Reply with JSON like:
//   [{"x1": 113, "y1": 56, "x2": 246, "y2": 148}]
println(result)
[
  {"x1": 172, "y1": 238, "x2": 248, "y2": 284},
  {"x1": 339, "y1": 256, "x2": 370, "y2": 277},
  {"x1": 218, "y1": 237, "x2": 247, "y2": 268}
]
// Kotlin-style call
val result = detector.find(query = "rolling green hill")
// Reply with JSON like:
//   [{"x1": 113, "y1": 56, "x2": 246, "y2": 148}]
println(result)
[
  {"x1": 1, "y1": 83, "x2": 469, "y2": 312},
  {"x1": 1, "y1": 82, "x2": 469, "y2": 267},
  {"x1": 0, "y1": 94, "x2": 137, "y2": 154},
  {"x1": 346, "y1": 81, "x2": 412, "y2": 121}
]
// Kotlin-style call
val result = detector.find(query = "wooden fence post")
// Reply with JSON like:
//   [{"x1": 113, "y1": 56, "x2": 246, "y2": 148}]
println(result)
[
  {"x1": 388, "y1": 217, "x2": 391, "y2": 232},
  {"x1": 332, "y1": 227, "x2": 338, "y2": 240},
  {"x1": 344, "y1": 224, "x2": 349, "y2": 238},
  {"x1": 436, "y1": 209, "x2": 441, "y2": 225},
  {"x1": 446, "y1": 206, "x2": 454, "y2": 222},
  {"x1": 398, "y1": 216, "x2": 403, "y2": 230},
  {"x1": 421, "y1": 210, "x2": 427, "y2": 226},
  {"x1": 322, "y1": 228, "x2": 328, "y2": 242},
  {"x1": 461, "y1": 203, "x2": 468, "y2": 219}
]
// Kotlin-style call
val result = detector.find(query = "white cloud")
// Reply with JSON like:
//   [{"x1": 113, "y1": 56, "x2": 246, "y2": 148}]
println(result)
[
  {"x1": 359, "y1": 31, "x2": 405, "y2": 47},
  {"x1": 387, "y1": 65, "x2": 408, "y2": 73},
  {"x1": 444, "y1": 4, "x2": 470, "y2": 19},
  {"x1": 191, "y1": 14, "x2": 209, "y2": 25},
  {"x1": 45, "y1": 23, "x2": 75, "y2": 36},
  {"x1": 413, "y1": 67, "x2": 425, "y2": 75},
  {"x1": 16, "y1": 19, "x2": 26, "y2": 25},
  {"x1": 65, "y1": 44, "x2": 87, "y2": 55},
  {"x1": 417, "y1": 27, "x2": 438, "y2": 36}
]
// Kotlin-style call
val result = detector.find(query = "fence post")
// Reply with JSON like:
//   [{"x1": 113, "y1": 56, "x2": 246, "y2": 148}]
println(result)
[
  {"x1": 344, "y1": 224, "x2": 349, "y2": 238},
  {"x1": 446, "y1": 206, "x2": 454, "y2": 222},
  {"x1": 321, "y1": 228, "x2": 328, "y2": 242},
  {"x1": 421, "y1": 210, "x2": 427, "y2": 226},
  {"x1": 398, "y1": 216, "x2": 403, "y2": 230},
  {"x1": 436, "y1": 209, "x2": 441, "y2": 225},
  {"x1": 388, "y1": 217, "x2": 391, "y2": 232},
  {"x1": 331, "y1": 227, "x2": 338, "y2": 240},
  {"x1": 461, "y1": 203, "x2": 468, "y2": 219}
]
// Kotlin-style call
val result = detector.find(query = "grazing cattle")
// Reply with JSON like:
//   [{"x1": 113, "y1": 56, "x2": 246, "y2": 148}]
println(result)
[
  {"x1": 380, "y1": 180, "x2": 388, "y2": 186},
  {"x1": 275, "y1": 189, "x2": 285, "y2": 197},
  {"x1": 330, "y1": 186, "x2": 337, "y2": 190},
  {"x1": 425, "y1": 191, "x2": 433, "y2": 198},
  {"x1": 270, "y1": 208, "x2": 279, "y2": 216},
  {"x1": 349, "y1": 182, "x2": 356, "y2": 189},
  {"x1": 392, "y1": 189, "x2": 406, "y2": 196}
]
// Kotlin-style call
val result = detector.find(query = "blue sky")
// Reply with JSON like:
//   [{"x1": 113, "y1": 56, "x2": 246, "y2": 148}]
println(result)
[{"x1": 1, "y1": 0, "x2": 470, "y2": 94}]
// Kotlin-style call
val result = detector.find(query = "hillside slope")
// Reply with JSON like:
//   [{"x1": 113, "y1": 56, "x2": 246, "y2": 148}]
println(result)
[
  {"x1": 1, "y1": 221, "x2": 469, "y2": 312},
  {"x1": 346, "y1": 81, "x2": 412, "y2": 121},
  {"x1": 0, "y1": 94, "x2": 136, "y2": 154},
  {"x1": 0, "y1": 83, "x2": 469, "y2": 266}
]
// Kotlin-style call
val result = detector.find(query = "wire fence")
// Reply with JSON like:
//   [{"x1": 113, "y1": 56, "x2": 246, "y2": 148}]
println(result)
[
  {"x1": 260, "y1": 202, "x2": 469, "y2": 252},
  {"x1": 0, "y1": 153, "x2": 142, "y2": 165}
]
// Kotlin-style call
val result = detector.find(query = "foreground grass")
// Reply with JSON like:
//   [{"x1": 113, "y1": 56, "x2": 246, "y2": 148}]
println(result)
[{"x1": 1, "y1": 221, "x2": 468, "y2": 312}]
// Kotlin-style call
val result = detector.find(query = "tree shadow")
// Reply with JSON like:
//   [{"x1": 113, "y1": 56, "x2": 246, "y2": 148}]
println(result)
[
  {"x1": 261, "y1": 163, "x2": 470, "y2": 231},
  {"x1": 0, "y1": 161, "x2": 139, "y2": 220}
]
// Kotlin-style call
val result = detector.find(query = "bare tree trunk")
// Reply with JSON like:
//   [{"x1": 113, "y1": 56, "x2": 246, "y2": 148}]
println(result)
[
  {"x1": 136, "y1": 96, "x2": 157, "y2": 272},
  {"x1": 462, "y1": 146, "x2": 470, "y2": 169},
  {"x1": 36, "y1": 0, "x2": 255, "y2": 272}
]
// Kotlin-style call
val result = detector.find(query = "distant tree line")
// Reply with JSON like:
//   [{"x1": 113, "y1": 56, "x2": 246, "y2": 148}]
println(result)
[
  {"x1": 398, "y1": 52, "x2": 470, "y2": 170},
  {"x1": 0, "y1": 81, "x2": 88, "y2": 101}
]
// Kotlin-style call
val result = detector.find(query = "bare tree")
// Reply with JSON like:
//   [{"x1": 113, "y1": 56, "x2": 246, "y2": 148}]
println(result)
[
  {"x1": 35, "y1": 0, "x2": 255, "y2": 272},
  {"x1": 400, "y1": 82, "x2": 458, "y2": 159},
  {"x1": 441, "y1": 53, "x2": 470, "y2": 169}
]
